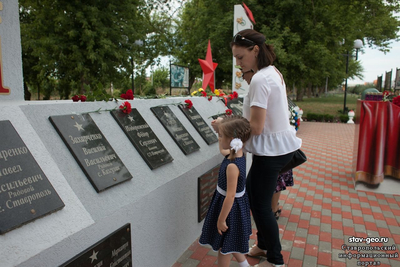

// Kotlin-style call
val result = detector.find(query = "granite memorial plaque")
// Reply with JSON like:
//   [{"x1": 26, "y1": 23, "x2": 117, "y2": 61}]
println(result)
[
  {"x1": 197, "y1": 164, "x2": 220, "y2": 222},
  {"x1": 227, "y1": 97, "x2": 244, "y2": 116},
  {"x1": 60, "y1": 223, "x2": 132, "y2": 267},
  {"x1": 150, "y1": 106, "x2": 200, "y2": 155},
  {"x1": 49, "y1": 113, "x2": 132, "y2": 193},
  {"x1": 110, "y1": 109, "x2": 173, "y2": 170},
  {"x1": 178, "y1": 105, "x2": 218, "y2": 145},
  {"x1": 0, "y1": 120, "x2": 65, "y2": 235}
]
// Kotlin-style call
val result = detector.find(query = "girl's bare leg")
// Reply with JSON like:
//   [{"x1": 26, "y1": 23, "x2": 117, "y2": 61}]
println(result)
[
  {"x1": 233, "y1": 253, "x2": 249, "y2": 267},
  {"x1": 217, "y1": 251, "x2": 231, "y2": 267}
]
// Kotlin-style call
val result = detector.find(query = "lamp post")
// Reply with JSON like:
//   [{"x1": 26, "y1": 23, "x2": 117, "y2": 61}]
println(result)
[
  {"x1": 343, "y1": 39, "x2": 363, "y2": 114},
  {"x1": 131, "y1": 40, "x2": 143, "y2": 95}
]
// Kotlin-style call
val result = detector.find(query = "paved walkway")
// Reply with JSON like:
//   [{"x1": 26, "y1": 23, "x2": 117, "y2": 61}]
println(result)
[{"x1": 172, "y1": 122, "x2": 400, "y2": 267}]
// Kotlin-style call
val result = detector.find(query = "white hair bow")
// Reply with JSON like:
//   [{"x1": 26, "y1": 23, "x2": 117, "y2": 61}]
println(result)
[{"x1": 230, "y1": 138, "x2": 243, "y2": 153}]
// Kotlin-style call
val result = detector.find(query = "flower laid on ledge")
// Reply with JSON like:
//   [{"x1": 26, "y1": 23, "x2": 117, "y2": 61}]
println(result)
[
  {"x1": 154, "y1": 99, "x2": 194, "y2": 110},
  {"x1": 119, "y1": 101, "x2": 132, "y2": 114},
  {"x1": 208, "y1": 108, "x2": 234, "y2": 119},
  {"x1": 393, "y1": 96, "x2": 400, "y2": 107},
  {"x1": 72, "y1": 95, "x2": 87, "y2": 102},
  {"x1": 184, "y1": 99, "x2": 193, "y2": 109},
  {"x1": 190, "y1": 88, "x2": 239, "y2": 106},
  {"x1": 120, "y1": 89, "x2": 134, "y2": 100}
]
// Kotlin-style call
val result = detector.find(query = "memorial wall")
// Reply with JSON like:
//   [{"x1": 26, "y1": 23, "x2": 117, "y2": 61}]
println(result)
[
  {"x1": 1, "y1": 97, "x2": 226, "y2": 267},
  {"x1": 0, "y1": 1, "x2": 228, "y2": 266}
]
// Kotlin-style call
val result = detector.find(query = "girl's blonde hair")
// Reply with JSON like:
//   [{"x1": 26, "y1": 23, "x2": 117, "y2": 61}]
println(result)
[{"x1": 219, "y1": 115, "x2": 251, "y2": 161}]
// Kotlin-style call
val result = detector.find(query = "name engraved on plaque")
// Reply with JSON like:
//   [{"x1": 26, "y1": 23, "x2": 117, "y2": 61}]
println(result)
[
  {"x1": 49, "y1": 113, "x2": 132, "y2": 193},
  {"x1": 178, "y1": 105, "x2": 218, "y2": 145},
  {"x1": 150, "y1": 106, "x2": 200, "y2": 155},
  {"x1": 197, "y1": 164, "x2": 220, "y2": 222},
  {"x1": 60, "y1": 223, "x2": 132, "y2": 267},
  {"x1": 0, "y1": 120, "x2": 64, "y2": 235},
  {"x1": 111, "y1": 109, "x2": 173, "y2": 170}
]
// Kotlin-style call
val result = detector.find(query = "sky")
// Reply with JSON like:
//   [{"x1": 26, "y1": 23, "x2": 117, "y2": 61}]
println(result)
[{"x1": 350, "y1": 39, "x2": 400, "y2": 85}]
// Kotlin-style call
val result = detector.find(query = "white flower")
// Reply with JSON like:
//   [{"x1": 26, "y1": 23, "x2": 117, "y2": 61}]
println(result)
[{"x1": 230, "y1": 138, "x2": 243, "y2": 153}]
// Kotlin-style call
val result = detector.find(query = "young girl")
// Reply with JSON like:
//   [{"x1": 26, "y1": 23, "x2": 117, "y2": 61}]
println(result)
[{"x1": 199, "y1": 115, "x2": 252, "y2": 267}]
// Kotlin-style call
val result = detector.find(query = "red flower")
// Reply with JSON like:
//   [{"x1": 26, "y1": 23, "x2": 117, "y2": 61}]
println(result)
[
  {"x1": 72, "y1": 95, "x2": 79, "y2": 102},
  {"x1": 233, "y1": 91, "x2": 239, "y2": 99},
  {"x1": 223, "y1": 97, "x2": 228, "y2": 106},
  {"x1": 79, "y1": 95, "x2": 87, "y2": 102},
  {"x1": 121, "y1": 89, "x2": 134, "y2": 100},
  {"x1": 208, "y1": 95, "x2": 213, "y2": 101},
  {"x1": 225, "y1": 109, "x2": 233, "y2": 115},
  {"x1": 383, "y1": 91, "x2": 390, "y2": 97},
  {"x1": 393, "y1": 96, "x2": 400, "y2": 107},
  {"x1": 228, "y1": 93, "x2": 234, "y2": 100},
  {"x1": 201, "y1": 91, "x2": 207, "y2": 97},
  {"x1": 184, "y1": 99, "x2": 193, "y2": 109},
  {"x1": 297, "y1": 118, "x2": 301, "y2": 127},
  {"x1": 119, "y1": 101, "x2": 132, "y2": 114}
]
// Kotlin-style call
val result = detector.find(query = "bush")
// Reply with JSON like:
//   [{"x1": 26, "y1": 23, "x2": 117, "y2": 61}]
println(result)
[
  {"x1": 306, "y1": 112, "x2": 343, "y2": 123},
  {"x1": 339, "y1": 114, "x2": 348, "y2": 123},
  {"x1": 306, "y1": 113, "x2": 320, "y2": 121}
]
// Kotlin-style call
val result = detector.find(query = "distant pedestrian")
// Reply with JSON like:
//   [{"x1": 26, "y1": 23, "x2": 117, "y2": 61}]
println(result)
[{"x1": 200, "y1": 115, "x2": 252, "y2": 267}]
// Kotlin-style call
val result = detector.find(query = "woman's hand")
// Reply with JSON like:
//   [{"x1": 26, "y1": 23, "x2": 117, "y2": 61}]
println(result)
[
  {"x1": 211, "y1": 117, "x2": 223, "y2": 134},
  {"x1": 217, "y1": 219, "x2": 228, "y2": 235}
]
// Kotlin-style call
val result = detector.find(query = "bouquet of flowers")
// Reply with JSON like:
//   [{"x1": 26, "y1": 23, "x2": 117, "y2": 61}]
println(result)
[
  {"x1": 289, "y1": 107, "x2": 300, "y2": 131},
  {"x1": 191, "y1": 88, "x2": 238, "y2": 106}
]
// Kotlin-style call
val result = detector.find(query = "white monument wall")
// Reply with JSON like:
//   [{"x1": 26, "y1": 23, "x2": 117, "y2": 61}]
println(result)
[{"x1": 0, "y1": 1, "x2": 227, "y2": 266}]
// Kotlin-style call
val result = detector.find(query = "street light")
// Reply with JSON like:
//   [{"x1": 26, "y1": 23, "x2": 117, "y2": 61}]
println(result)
[{"x1": 343, "y1": 39, "x2": 363, "y2": 114}]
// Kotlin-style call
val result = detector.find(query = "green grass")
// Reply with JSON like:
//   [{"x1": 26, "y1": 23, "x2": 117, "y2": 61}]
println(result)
[{"x1": 295, "y1": 93, "x2": 359, "y2": 118}]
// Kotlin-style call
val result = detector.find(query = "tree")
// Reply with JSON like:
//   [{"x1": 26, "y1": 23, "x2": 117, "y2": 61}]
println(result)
[
  {"x1": 173, "y1": 0, "x2": 238, "y2": 90},
  {"x1": 173, "y1": 0, "x2": 399, "y2": 99},
  {"x1": 249, "y1": 0, "x2": 400, "y2": 100},
  {"x1": 19, "y1": 0, "x2": 176, "y2": 99},
  {"x1": 152, "y1": 67, "x2": 170, "y2": 89}
]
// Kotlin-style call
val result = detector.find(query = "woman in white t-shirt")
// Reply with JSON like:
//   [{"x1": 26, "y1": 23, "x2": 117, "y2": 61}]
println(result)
[{"x1": 230, "y1": 29, "x2": 301, "y2": 267}]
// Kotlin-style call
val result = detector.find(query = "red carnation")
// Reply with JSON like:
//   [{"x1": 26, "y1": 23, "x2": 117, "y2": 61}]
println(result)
[
  {"x1": 233, "y1": 91, "x2": 239, "y2": 99},
  {"x1": 119, "y1": 101, "x2": 132, "y2": 114},
  {"x1": 121, "y1": 89, "x2": 134, "y2": 100},
  {"x1": 228, "y1": 93, "x2": 234, "y2": 100},
  {"x1": 201, "y1": 91, "x2": 207, "y2": 97},
  {"x1": 393, "y1": 96, "x2": 400, "y2": 107},
  {"x1": 72, "y1": 95, "x2": 79, "y2": 102},
  {"x1": 225, "y1": 109, "x2": 233, "y2": 115},
  {"x1": 79, "y1": 95, "x2": 87, "y2": 102},
  {"x1": 208, "y1": 95, "x2": 213, "y2": 101},
  {"x1": 184, "y1": 99, "x2": 193, "y2": 109},
  {"x1": 383, "y1": 91, "x2": 390, "y2": 97}
]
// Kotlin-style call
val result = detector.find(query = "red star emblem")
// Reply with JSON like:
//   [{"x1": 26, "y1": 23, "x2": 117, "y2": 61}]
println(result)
[{"x1": 198, "y1": 40, "x2": 218, "y2": 92}]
